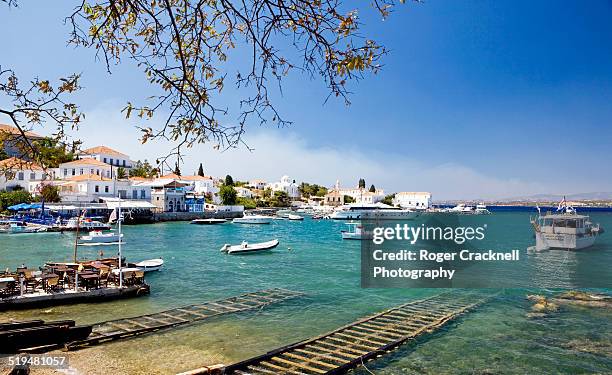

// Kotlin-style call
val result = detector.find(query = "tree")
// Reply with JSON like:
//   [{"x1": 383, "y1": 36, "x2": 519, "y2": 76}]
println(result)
[
  {"x1": 0, "y1": 190, "x2": 32, "y2": 212},
  {"x1": 129, "y1": 159, "x2": 157, "y2": 178},
  {"x1": 369, "y1": 184, "x2": 376, "y2": 192},
  {"x1": 116, "y1": 167, "x2": 127, "y2": 179},
  {"x1": 344, "y1": 195, "x2": 356, "y2": 204},
  {"x1": 197, "y1": 163, "x2": 204, "y2": 177},
  {"x1": 299, "y1": 182, "x2": 329, "y2": 198},
  {"x1": 219, "y1": 184, "x2": 237, "y2": 205},
  {"x1": 237, "y1": 197, "x2": 257, "y2": 209},
  {"x1": 381, "y1": 193, "x2": 396, "y2": 206},
  {"x1": 224, "y1": 175, "x2": 234, "y2": 186},
  {"x1": 358, "y1": 178, "x2": 366, "y2": 189},
  {"x1": 1, "y1": 1, "x2": 410, "y2": 172},
  {"x1": 38, "y1": 184, "x2": 61, "y2": 203},
  {"x1": 270, "y1": 191, "x2": 291, "y2": 207},
  {"x1": 32, "y1": 137, "x2": 76, "y2": 167}
]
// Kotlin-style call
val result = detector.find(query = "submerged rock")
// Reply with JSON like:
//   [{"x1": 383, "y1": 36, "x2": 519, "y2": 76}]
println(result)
[
  {"x1": 552, "y1": 291, "x2": 612, "y2": 309},
  {"x1": 526, "y1": 294, "x2": 558, "y2": 313}
]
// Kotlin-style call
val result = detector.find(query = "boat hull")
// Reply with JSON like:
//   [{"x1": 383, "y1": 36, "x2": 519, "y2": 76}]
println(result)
[
  {"x1": 223, "y1": 240, "x2": 280, "y2": 254},
  {"x1": 330, "y1": 210, "x2": 419, "y2": 221},
  {"x1": 535, "y1": 232, "x2": 597, "y2": 251},
  {"x1": 232, "y1": 217, "x2": 272, "y2": 224}
]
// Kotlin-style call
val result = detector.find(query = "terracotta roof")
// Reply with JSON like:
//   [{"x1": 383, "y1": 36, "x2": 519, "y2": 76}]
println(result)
[
  {"x1": 0, "y1": 157, "x2": 44, "y2": 171},
  {"x1": 65, "y1": 173, "x2": 112, "y2": 182},
  {"x1": 81, "y1": 145, "x2": 128, "y2": 157},
  {"x1": 0, "y1": 124, "x2": 42, "y2": 138},
  {"x1": 60, "y1": 158, "x2": 110, "y2": 167},
  {"x1": 129, "y1": 176, "x2": 153, "y2": 182}
]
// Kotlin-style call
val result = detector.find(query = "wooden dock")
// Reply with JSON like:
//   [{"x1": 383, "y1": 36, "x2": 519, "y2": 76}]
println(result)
[
  {"x1": 218, "y1": 292, "x2": 492, "y2": 375},
  {"x1": 65, "y1": 288, "x2": 303, "y2": 350}
]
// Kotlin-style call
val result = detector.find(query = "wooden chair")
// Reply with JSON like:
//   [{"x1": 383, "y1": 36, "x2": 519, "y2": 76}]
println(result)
[{"x1": 99, "y1": 269, "x2": 110, "y2": 288}]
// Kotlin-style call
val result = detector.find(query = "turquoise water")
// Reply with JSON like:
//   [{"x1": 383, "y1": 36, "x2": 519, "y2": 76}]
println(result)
[{"x1": 0, "y1": 212, "x2": 611, "y2": 374}]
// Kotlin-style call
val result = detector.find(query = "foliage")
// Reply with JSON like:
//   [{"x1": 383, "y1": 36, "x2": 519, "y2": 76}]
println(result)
[
  {"x1": 31, "y1": 137, "x2": 77, "y2": 168},
  {"x1": 269, "y1": 191, "x2": 291, "y2": 207},
  {"x1": 224, "y1": 174, "x2": 234, "y2": 186},
  {"x1": 381, "y1": 193, "x2": 396, "y2": 206},
  {"x1": 234, "y1": 181, "x2": 248, "y2": 187},
  {"x1": 358, "y1": 178, "x2": 366, "y2": 189},
  {"x1": 129, "y1": 159, "x2": 158, "y2": 178},
  {"x1": 369, "y1": 184, "x2": 376, "y2": 192},
  {"x1": 237, "y1": 196, "x2": 256, "y2": 209},
  {"x1": 299, "y1": 182, "x2": 328, "y2": 198},
  {"x1": 204, "y1": 192, "x2": 213, "y2": 204},
  {"x1": 344, "y1": 195, "x2": 356, "y2": 204},
  {"x1": 197, "y1": 163, "x2": 204, "y2": 177},
  {"x1": 219, "y1": 184, "x2": 237, "y2": 205},
  {"x1": 38, "y1": 184, "x2": 61, "y2": 203},
  {"x1": 262, "y1": 187, "x2": 272, "y2": 199},
  {"x1": 0, "y1": 189, "x2": 32, "y2": 211},
  {"x1": 0, "y1": 148, "x2": 8, "y2": 161},
  {"x1": 116, "y1": 166, "x2": 127, "y2": 179}
]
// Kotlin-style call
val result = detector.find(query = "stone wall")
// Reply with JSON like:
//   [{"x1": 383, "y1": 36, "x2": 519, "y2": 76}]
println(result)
[{"x1": 152, "y1": 210, "x2": 243, "y2": 222}]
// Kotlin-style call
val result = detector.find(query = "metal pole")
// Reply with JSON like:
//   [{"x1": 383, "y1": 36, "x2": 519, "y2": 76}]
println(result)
[{"x1": 118, "y1": 200, "x2": 123, "y2": 288}]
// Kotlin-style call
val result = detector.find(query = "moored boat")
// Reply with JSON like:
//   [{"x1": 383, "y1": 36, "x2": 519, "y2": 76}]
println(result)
[
  {"x1": 220, "y1": 239, "x2": 280, "y2": 254},
  {"x1": 330, "y1": 203, "x2": 418, "y2": 220},
  {"x1": 191, "y1": 218, "x2": 227, "y2": 225},
  {"x1": 288, "y1": 214, "x2": 304, "y2": 221},
  {"x1": 132, "y1": 258, "x2": 164, "y2": 272},
  {"x1": 341, "y1": 222, "x2": 373, "y2": 240},
  {"x1": 79, "y1": 230, "x2": 123, "y2": 244},
  {"x1": 233, "y1": 215, "x2": 273, "y2": 224}
]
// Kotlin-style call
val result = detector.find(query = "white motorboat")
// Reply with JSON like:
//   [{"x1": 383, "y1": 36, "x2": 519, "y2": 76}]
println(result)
[
  {"x1": 233, "y1": 215, "x2": 273, "y2": 224},
  {"x1": 531, "y1": 202, "x2": 603, "y2": 251},
  {"x1": 220, "y1": 239, "x2": 280, "y2": 254},
  {"x1": 341, "y1": 222, "x2": 373, "y2": 240},
  {"x1": 330, "y1": 203, "x2": 418, "y2": 220},
  {"x1": 66, "y1": 217, "x2": 111, "y2": 230},
  {"x1": 191, "y1": 218, "x2": 227, "y2": 225},
  {"x1": 288, "y1": 214, "x2": 304, "y2": 221},
  {"x1": 79, "y1": 230, "x2": 123, "y2": 244},
  {"x1": 475, "y1": 204, "x2": 491, "y2": 214},
  {"x1": 132, "y1": 258, "x2": 164, "y2": 272},
  {"x1": 448, "y1": 204, "x2": 475, "y2": 214}
]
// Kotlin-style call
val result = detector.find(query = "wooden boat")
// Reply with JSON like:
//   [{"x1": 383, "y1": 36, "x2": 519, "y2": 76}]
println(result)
[
  {"x1": 131, "y1": 258, "x2": 164, "y2": 272},
  {"x1": 190, "y1": 218, "x2": 227, "y2": 225},
  {"x1": 288, "y1": 214, "x2": 304, "y2": 221},
  {"x1": 220, "y1": 239, "x2": 279, "y2": 254}
]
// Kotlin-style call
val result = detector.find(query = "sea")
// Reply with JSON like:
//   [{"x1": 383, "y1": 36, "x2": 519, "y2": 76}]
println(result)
[{"x1": 0, "y1": 211, "x2": 611, "y2": 374}]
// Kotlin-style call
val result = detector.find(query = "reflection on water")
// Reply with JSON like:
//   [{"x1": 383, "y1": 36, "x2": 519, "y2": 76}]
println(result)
[{"x1": 0, "y1": 212, "x2": 610, "y2": 374}]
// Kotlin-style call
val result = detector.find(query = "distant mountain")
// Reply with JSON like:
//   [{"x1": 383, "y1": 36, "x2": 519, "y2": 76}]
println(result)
[{"x1": 500, "y1": 192, "x2": 612, "y2": 202}]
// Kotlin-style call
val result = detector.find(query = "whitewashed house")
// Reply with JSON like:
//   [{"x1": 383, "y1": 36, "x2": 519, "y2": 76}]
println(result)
[
  {"x1": 248, "y1": 179, "x2": 267, "y2": 190},
  {"x1": 393, "y1": 192, "x2": 432, "y2": 210},
  {"x1": 78, "y1": 145, "x2": 133, "y2": 169},
  {"x1": 334, "y1": 180, "x2": 385, "y2": 204},
  {"x1": 267, "y1": 175, "x2": 300, "y2": 199},
  {"x1": 0, "y1": 157, "x2": 47, "y2": 192},
  {"x1": 58, "y1": 159, "x2": 112, "y2": 179},
  {"x1": 235, "y1": 186, "x2": 254, "y2": 199}
]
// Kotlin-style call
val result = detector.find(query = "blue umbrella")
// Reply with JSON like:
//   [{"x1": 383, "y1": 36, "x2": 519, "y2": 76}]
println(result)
[{"x1": 7, "y1": 203, "x2": 29, "y2": 211}]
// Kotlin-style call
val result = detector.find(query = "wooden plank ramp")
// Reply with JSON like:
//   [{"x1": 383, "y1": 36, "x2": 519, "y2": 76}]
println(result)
[
  {"x1": 219, "y1": 292, "x2": 492, "y2": 375},
  {"x1": 65, "y1": 288, "x2": 303, "y2": 350}
]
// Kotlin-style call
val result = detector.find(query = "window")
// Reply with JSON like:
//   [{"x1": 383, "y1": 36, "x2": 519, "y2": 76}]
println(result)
[
  {"x1": 132, "y1": 190, "x2": 138, "y2": 199},
  {"x1": 95, "y1": 185, "x2": 99, "y2": 193},
  {"x1": 63, "y1": 168, "x2": 67, "y2": 176},
  {"x1": 71, "y1": 169, "x2": 75, "y2": 176},
  {"x1": 104, "y1": 157, "x2": 107, "y2": 163},
  {"x1": 29, "y1": 173, "x2": 36, "y2": 180},
  {"x1": 156, "y1": 197, "x2": 160, "y2": 201},
  {"x1": 80, "y1": 168, "x2": 83, "y2": 175},
  {"x1": 18, "y1": 172, "x2": 24, "y2": 180},
  {"x1": 122, "y1": 160, "x2": 126, "y2": 167},
  {"x1": 141, "y1": 190, "x2": 146, "y2": 199},
  {"x1": 96, "y1": 169, "x2": 100, "y2": 175},
  {"x1": 90, "y1": 169, "x2": 94, "y2": 174},
  {"x1": 110, "y1": 158, "x2": 114, "y2": 165},
  {"x1": 104, "y1": 186, "x2": 109, "y2": 193}
]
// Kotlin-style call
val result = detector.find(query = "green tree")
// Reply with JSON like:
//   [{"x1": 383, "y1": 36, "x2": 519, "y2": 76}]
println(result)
[
  {"x1": 0, "y1": 190, "x2": 32, "y2": 211},
  {"x1": 32, "y1": 138, "x2": 76, "y2": 167},
  {"x1": 38, "y1": 184, "x2": 61, "y2": 203},
  {"x1": 237, "y1": 197, "x2": 257, "y2": 209},
  {"x1": 129, "y1": 160, "x2": 157, "y2": 178},
  {"x1": 358, "y1": 178, "x2": 366, "y2": 189},
  {"x1": 263, "y1": 187, "x2": 272, "y2": 199},
  {"x1": 197, "y1": 163, "x2": 204, "y2": 177},
  {"x1": 369, "y1": 184, "x2": 376, "y2": 192},
  {"x1": 116, "y1": 167, "x2": 127, "y2": 179},
  {"x1": 219, "y1": 185, "x2": 237, "y2": 205},
  {"x1": 344, "y1": 195, "x2": 356, "y2": 204},
  {"x1": 224, "y1": 175, "x2": 234, "y2": 186},
  {"x1": 381, "y1": 193, "x2": 396, "y2": 206},
  {"x1": 270, "y1": 191, "x2": 291, "y2": 207}
]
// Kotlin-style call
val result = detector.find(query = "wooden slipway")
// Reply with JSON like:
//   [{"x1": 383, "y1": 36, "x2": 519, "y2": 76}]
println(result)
[
  {"x1": 215, "y1": 292, "x2": 492, "y2": 375},
  {"x1": 66, "y1": 288, "x2": 303, "y2": 350}
]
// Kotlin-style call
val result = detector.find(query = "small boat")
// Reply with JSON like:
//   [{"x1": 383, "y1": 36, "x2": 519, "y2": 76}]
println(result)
[
  {"x1": 65, "y1": 217, "x2": 111, "y2": 230},
  {"x1": 233, "y1": 215, "x2": 273, "y2": 224},
  {"x1": 0, "y1": 221, "x2": 47, "y2": 234},
  {"x1": 288, "y1": 214, "x2": 304, "y2": 221},
  {"x1": 220, "y1": 239, "x2": 279, "y2": 254},
  {"x1": 475, "y1": 204, "x2": 491, "y2": 214},
  {"x1": 79, "y1": 230, "x2": 123, "y2": 244},
  {"x1": 341, "y1": 222, "x2": 373, "y2": 240},
  {"x1": 191, "y1": 218, "x2": 227, "y2": 225},
  {"x1": 132, "y1": 258, "x2": 164, "y2": 272}
]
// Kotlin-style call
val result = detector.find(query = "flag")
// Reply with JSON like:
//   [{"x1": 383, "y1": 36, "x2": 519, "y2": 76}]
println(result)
[{"x1": 557, "y1": 196, "x2": 566, "y2": 211}]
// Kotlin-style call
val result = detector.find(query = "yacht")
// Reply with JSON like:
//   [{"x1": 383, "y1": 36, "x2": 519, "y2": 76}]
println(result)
[
  {"x1": 79, "y1": 230, "x2": 123, "y2": 244},
  {"x1": 531, "y1": 204, "x2": 603, "y2": 251},
  {"x1": 329, "y1": 203, "x2": 418, "y2": 220},
  {"x1": 448, "y1": 204, "x2": 475, "y2": 214},
  {"x1": 233, "y1": 215, "x2": 273, "y2": 224},
  {"x1": 65, "y1": 217, "x2": 111, "y2": 230},
  {"x1": 475, "y1": 204, "x2": 491, "y2": 214}
]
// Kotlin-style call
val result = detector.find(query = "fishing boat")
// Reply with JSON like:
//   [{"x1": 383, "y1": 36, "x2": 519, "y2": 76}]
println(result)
[
  {"x1": 220, "y1": 239, "x2": 279, "y2": 254},
  {"x1": 530, "y1": 200, "x2": 604, "y2": 251},
  {"x1": 79, "y1": 230, "x2": 123, "y2": 245},
  {"x1": 341, "y1": 222, "x2": 373, "y2": 240},
  {"x1": 132, "y1": 258, "x2": 164, "y2": 272},
  {"x1": 288, "y1": 214, "x2": 304, "y2": 221},
  {"x1": 191, "y1": 218, "x2": 227, "y2": 225},
  {"x1": 233, "y1": 215, "x2": 273, "y2": 224}
]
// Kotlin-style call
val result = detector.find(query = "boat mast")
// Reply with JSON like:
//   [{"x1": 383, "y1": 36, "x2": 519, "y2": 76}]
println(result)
[
  {"x1": 73, "y1": 207, "x2": 83, "y2": 263},
  {"x1": 118, "y1": 199, "x2": 123, "y2": 288}
]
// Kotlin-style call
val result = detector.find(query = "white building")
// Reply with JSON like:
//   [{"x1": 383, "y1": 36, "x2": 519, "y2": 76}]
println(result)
[
  {"x1": 0, "y1": 157, "x2": 47, "y2": 192},
  {"x1": 248, "y1": 179, "x2": 267, "y2": 190},
  {"x1": 267, "y1": 175, "x2": 300, "y2": 199},
  {"x1": 235, "y1": 186, "x2": 254, "y2": 199},
  {"x1": 157, "y1": 173, "x2": 220, "y2": 203},
  {"x1": 58, "y1": 159, "x2": 112, "y2": 179},
  {"x1": 78, "y1": 145, "x2": 133, "y2": 169},
  {"x1": 53, "y1": 174, "x2": 152, "y2": 202},
  {"x1": 393, "y1": 192, "x2": 432, "y2": 210},
  {"x1": 335, "y1": 180, "x2": 385, "y2": 204}
]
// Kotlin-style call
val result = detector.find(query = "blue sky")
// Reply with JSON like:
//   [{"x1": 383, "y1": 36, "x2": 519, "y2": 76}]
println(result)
[{"x1": 1, "y1": 1, "x2": 612, "y2": 199}]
